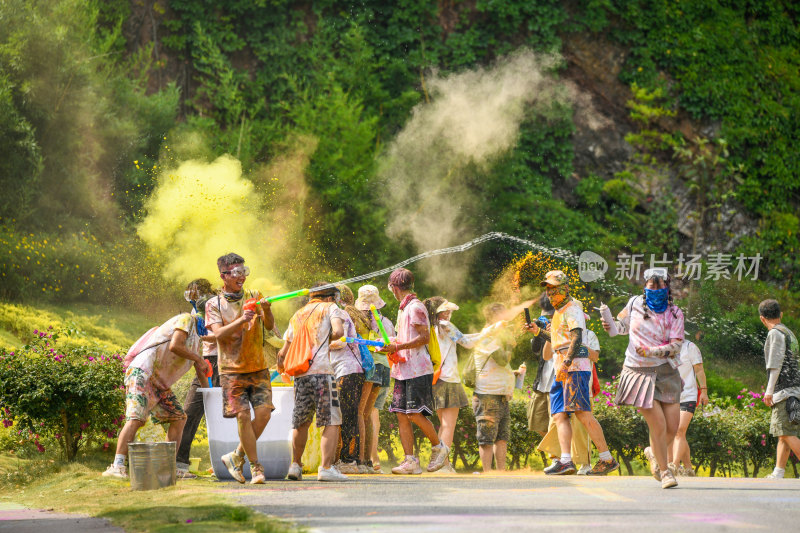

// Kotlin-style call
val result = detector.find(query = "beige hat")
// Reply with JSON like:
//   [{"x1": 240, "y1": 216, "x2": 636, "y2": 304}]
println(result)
[
  {"x1": 436, "y1": 300, "x2": 459, "y2": 314},
  {"x1": 539, "y1": 270, "x2": 569, "y2": 287},
  {"x1": 355, "y1": 284, "x2": 386, "y2": 311}
]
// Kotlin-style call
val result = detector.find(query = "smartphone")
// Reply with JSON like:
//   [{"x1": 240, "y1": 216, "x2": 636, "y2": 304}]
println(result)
[{"x1": 524, "y1": 307, "x2": 531, "y2": 326}]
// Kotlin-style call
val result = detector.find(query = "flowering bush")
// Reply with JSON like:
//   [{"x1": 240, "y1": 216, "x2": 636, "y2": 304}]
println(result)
[{"x1": 0, "y1": 327, "x2": 124, "y2": 460}]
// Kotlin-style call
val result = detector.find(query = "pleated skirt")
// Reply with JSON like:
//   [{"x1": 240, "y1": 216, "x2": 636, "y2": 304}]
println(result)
[{"x1": 615, "y1": 363, "x2": 682, "y2": 408}]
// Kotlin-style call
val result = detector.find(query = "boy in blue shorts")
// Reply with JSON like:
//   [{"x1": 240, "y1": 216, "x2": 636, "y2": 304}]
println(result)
[{"x1": 527, "y1": 271, "x2": 619, "y2": 475}]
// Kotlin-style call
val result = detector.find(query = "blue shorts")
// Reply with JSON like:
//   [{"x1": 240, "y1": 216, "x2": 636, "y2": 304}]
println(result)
[{"x1": 550, "y1": 371, "x2": 592, "y2": 414}]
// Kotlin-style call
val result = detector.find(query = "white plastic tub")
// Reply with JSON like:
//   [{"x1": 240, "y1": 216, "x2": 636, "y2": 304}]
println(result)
[{"x1": 200, "y1": 386, "x2": 293, "y2": 480}]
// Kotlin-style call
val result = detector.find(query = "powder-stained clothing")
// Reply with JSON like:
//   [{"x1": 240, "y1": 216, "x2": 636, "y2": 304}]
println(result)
[
  {"x1": 129, "y1": 313, "x2": 200, "y2": 391},
  {"x1": 436, "y1": 320, "x2": 479, "y2": 383},
  {"x1": 330, "y1": 309, "x2": 364, "y2": 379},
  {"x1": 473, "y1": 322, "x2": 515, "y2": 397},
  {"x1": 472, "y1": 393, "x2": 511, "y2": 445},
  {"x1": 551, "y1": 300, "x2": 591, "y2": 373},
  {"x1": 205, "y1": 291, "x2": 267, "y2": 374},
  {"x1": 391, "y1": 298, "x2": 433, "y2": 380},
  {"x1": 616, "y1": 295, "x2": 684, "y2": 368},
  {"x1": 764, "y1": 324, "x2": 800, "y2": 404},
  {"x1": 219, "y1": 369, "x2": 274, "y2": 418},
  {"x1": 124, "y1": 367, "x2": 186, "y2": 423},
  {"x1": 678, "y1": 341, "x2": 704, "y2": 403},
  {"x1": 368, "y1": 314, "x2": 396, "y2": 368},
  {"x1": 283, "y1": 301, "x2": 340, "y2": 377}
]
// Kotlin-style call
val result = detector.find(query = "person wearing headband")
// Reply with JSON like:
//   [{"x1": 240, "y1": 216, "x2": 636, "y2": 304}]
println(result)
[
  {"x1": 206, "y1": 253, "x2": 275, "y2": 485},
  {"x1": 601, "y1": 267, "x2": 684, "y2": 489}
]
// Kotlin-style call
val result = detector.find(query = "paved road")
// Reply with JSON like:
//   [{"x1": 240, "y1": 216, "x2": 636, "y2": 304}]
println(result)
[
  {"x1": 234, "y1": 472, "x2": 800, "y2": 532},
  {"x1": 0, "y1": 502, "x2": 123, "y2": 533}
]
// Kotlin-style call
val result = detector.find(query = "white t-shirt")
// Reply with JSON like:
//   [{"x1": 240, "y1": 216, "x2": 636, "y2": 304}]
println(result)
[
  {"x1": 283, "y1": 302, "x2": 340, "y2": 377},
  {"x1": 436, "y1": 320, "x2": 479, "y2": 383},
  {"x1": 678, "y1": 340, "x2": 703, "y2": 402},
  {"x1": 551, "y1": 300, "x2": 591, "y2": 372},
  {"x1": 473, "y1": 322, "x2": 515, "y2": 396},
  {"x1": 617, "y1": 295, "x2": 685, "y2": 368},
  {"x1": 130, "y1": 313, "x2": 200, "y2": 390},
  {"x1": 330, "y1": 309, "x2": 364, "y2": 379}
]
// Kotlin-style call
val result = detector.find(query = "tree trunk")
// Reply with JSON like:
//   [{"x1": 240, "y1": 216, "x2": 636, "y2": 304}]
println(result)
[
  {"x1": 709, "y1": 458, "x2": 717, "y2": 477},
  {"x1": 622, "y1": 456, "x2": 633, "y2": 476},
  {"x1": 61, "y1": 410, "x2": 75, "y2": 461}
]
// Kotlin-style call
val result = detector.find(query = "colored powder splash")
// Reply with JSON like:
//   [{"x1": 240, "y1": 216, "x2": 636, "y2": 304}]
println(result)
[
  {"x1": 380, "y1": 48, "x2": 568, "y2": 295},
  {"x1": 137, "y1": 155, "x2": 285, "y2": 295}
]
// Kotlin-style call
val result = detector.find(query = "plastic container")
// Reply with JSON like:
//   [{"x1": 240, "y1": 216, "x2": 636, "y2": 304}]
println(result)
[
  {"x1": 200, "y1": 386, "x2": 293, "y2": 480},
  {"x1": 128, "y1": 441, "x2": 176, "y2": 491},
  {"x1": 515, "y1": 363, "x2": 526, "y2": 389},
  {"x1": 598, "y1": 303, "x2": 618, "y2": 337}
]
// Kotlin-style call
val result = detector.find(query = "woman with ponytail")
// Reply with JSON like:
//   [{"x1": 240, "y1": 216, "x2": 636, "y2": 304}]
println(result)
[{"x1": 601, "y1": 268, "x2": 685, "y2": 489}]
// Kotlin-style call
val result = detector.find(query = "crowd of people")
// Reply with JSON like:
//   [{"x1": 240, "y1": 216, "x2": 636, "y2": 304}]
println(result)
[{"x1": 102, "y1": 254, "x2": 800, "y2": 488}]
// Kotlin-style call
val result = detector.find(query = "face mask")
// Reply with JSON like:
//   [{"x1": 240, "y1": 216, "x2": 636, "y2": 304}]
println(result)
[
  {"x1": 184, "y1": 290, "x2": 194, "y2": 302},
  {"x1": 644, "y1": 287, "x2": 669, "y2": 313},
  {"x1": 546, "y1": 286, "x2": 569, "y2": 309}
]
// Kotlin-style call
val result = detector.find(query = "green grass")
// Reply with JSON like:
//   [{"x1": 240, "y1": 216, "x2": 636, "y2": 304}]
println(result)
[{"x1": 0, "y1": 453, "x2": 300, "y2": 532}]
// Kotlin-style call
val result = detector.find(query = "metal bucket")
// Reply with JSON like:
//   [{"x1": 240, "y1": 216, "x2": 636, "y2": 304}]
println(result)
[{"x1": 128, "y1": 442, "x2": 176, "y2": 491}]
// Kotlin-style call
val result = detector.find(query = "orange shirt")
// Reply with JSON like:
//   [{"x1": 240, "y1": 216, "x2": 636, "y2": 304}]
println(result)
[{"x1": 205, "y1": 290, "x2": 267, "y2": 374}]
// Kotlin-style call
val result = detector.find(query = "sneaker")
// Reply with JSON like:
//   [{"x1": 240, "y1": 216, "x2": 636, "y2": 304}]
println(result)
[
  {"x1": 176, "y1": 469, "x2": 197, "y2": 479},
  {"x1": 371, "y1": 462, "x2": 383, "y2": 474},
  {"x1": 576, "y1": 464, "x2": 592, "y2": 475},
  {"x1": 318, "y1": 465, "x2": 348, "y2": 481},
  {"x1": 544, "y1": 460, "x2": 577, "y2": 475},
  {"x1": 357, "y1": 464, "x2": 371, "y2": 474},
  {"x1": 427, "y1": 443, "x2": 451, "y2": 472},
  {"x1": 102, "y1": 464, "x2": 127, "y2": 479},
  {"x1": 287, "y1": 462, "x2": 303, "y2": 481},
  {"x1": 392, "y1": 456, "x2": 423, "y2": 475},
  {"x1": 250, "y1": 462, "x2": 266, "y2": 484},
  {"x1": 221, "y1": 451, "x2": 246, "y2": 484},
  {"x1": 661, "y1": 468, "x2": 678, "y2": 489},
  {"x1": 334, "y1": 460, "x2": 360, "y2": 474},
  {"x1": 433, "y1": 461, "x2": 457, "y2": 474},
  {"x1": 643, "y1": 447, "x2": 661, "y2": 481},
  {"x1": 676, "y1": 465, "x2": 696, "y2": 477},
  {"x1": 587, "y1": 458, "x2": 620, "y2": 476},
  {"x1": 765, "y1": 472, "x2": 783, "y2": 479},
  {"x1": 543, "y1": 459, "x2": 560, "y2": 474}
]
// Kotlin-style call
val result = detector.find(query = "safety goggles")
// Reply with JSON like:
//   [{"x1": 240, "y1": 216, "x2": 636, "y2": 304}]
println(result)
[
  {"x1": 221, "y1": 266, "x2": 250, "y2": 278},
  {"x1": 643, "y1": 267, "x2": 669, "y2": 282}
]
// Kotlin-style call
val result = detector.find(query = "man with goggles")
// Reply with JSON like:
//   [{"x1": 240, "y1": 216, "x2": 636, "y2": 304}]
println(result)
[{"x1": 205, "y1": 253, "x2": 275, "y2": 484}]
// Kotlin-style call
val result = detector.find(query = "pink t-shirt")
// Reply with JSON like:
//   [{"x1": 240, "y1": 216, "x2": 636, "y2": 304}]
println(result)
[
  {"x1": 617, "y1": 295, "x2": 685, "y2": 368},
  {"x1": 391, "y1": 298, "x2": 433, "y2": 380}
]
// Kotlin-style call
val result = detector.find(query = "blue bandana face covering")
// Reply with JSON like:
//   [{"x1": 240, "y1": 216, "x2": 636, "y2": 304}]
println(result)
[{"x1": 644, "y1": 287, "x2": 669, "y2": 313}]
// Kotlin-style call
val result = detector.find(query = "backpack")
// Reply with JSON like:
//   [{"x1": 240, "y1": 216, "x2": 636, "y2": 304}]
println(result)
[
  {"x1": 429, "y1": 326, "x2": 444, "y2": 384},
  {"x1": 283, "y1": 302, "x2": 334, "y2": 376}
]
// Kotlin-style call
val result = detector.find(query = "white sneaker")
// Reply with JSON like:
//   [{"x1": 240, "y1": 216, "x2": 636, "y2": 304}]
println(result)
[
  {"x1": 576, "y1": 464, "x2": 592, "y2": 475},
  {"x1": 427, "y1": 443, "x2": 451, "y2": 472},
  {"x1": 334, "y1": 460, "x2": 360, "y2": 474},
  {"x1": 250, "y1": 463, "x2": 266, "y2": 484},
  {"x1": 766, "y1": 472, "x2": 784, "y2": 479},
  {"x1": 318, "y1": 465, "x2": 348, "y2": 481},
  {"x1": 643, "y1": 447, "x2": 661, "y2": 481},
  {"x1": 357, "y1": 464, "x2": 371, "y2": 474},
  {"x1": 287, "y1": 462, "x2": 303, "y2": 481},
  {"x1": 392, "y1": 456, "x2": 423, "y2": 475},
  {"x1": 432, "y1": 461, "x2": 457, "y2": 474},
  {"x1": 102, "y1": 464, "x2": 127, "y2": 479},
  {"x1": 221, "y1": 451, "x2": 246, "y2": 483}
]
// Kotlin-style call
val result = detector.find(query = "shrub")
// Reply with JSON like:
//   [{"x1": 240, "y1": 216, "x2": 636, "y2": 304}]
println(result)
[{"x1": 0, "y1": 327, "x2": 124, "y2": 460}]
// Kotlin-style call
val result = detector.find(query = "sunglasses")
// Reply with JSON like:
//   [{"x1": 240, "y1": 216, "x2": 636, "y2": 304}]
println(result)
[{"x1": 221, "y1": 266, "x2": 250, "y2": 277}]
